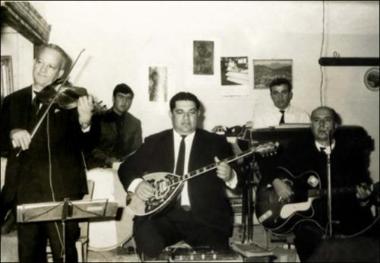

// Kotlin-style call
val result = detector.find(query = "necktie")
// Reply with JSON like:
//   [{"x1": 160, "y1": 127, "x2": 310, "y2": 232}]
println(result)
[
  {"x1": 175, "y1": 135, "x2": 186, "y2": 175},
  {"x1": 32, "y1": 93, "x2": 41, "y2": 116},
  {"x1": 279, "y1": 110, "x2": 285, "y2": 124}
]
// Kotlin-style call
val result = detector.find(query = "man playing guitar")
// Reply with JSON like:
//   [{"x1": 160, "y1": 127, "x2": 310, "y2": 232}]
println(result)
[{"x1": 265, "y1": 106, "x2": 376, "y2": 262}]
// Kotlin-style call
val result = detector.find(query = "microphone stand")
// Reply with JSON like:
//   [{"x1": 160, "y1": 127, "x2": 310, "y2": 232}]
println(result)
[{"x1": 325, "y1": 134, "x2": 333, "y2": 238}]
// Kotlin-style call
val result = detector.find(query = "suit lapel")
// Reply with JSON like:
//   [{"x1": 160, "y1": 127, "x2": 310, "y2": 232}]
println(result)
[
  {"x1": 189, "y1": 129, "x2": 203, "y2": 172},
  {"x1": 165, "y1": 130, "x2": 175, "y2": 173}
]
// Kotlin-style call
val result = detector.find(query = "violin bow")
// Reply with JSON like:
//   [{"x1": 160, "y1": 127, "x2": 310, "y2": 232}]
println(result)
[{"x1": 16, "y1": 49, "x2": 86, "y2": 157}]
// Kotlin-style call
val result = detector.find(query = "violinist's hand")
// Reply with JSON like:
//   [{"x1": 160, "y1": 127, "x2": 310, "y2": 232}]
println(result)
[
  {"x1": 77, "y1": 96, "x2": 94, "y2": 129},
  {"x1": 135, "y1": 181, "x2": 155, "y2": 201},
  {"x1": 215, "y1": 156, "x2": 233, "y2": 183},
  {"x1": 10, "y1": 129, "x2": 31, "y2": 150}
]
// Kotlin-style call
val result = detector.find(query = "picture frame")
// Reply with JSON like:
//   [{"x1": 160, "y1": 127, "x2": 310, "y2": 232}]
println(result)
[
  {"x1": 193, "y1": 41, "x2": 214, "y2": 75},
  {"x1": 253, "y1": 59, "x2": 292, "y2": 89},
  {"x1": 220, "y1": 56, "x2": 249, "y2": 86}
]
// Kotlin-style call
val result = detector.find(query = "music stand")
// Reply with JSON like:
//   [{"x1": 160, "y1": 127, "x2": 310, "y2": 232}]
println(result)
[
  {"x1": 229, "y1": 130, "x2": 273, "y2": 258},
  {"x1": 17, "y1": 198, "x2": 118, "y2": 263}
]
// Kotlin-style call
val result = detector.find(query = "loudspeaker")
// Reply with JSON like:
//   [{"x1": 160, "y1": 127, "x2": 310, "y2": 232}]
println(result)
[{"x1": 307, "y1": 237, "x2": 379, "y2": 262}]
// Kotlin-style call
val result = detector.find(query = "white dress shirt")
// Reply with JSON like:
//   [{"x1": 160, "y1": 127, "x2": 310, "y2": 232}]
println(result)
[
  {"x1": 315, "y1": 140, "x2": 336, "y2": 155},
  {"x1": 173, "y1": 130, "x2": 195, "y2": 206},
  {"x1": 128, "y1": 129, "x2": 238, "y2": 206},
  {"x1": 251, "y1": 104, "x2": 310, "y2": 129}
]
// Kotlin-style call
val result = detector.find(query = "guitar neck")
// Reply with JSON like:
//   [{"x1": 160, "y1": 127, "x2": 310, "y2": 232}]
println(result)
[
  {"x1": 181, "y1": 148, "x2": 254, "y2": 181},
  {"x1": 309, "y1": 186, "x2": 356, "y2": 197}
]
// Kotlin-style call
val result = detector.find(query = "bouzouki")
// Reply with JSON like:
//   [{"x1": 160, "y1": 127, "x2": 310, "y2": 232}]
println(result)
[
  {"x1": 126, "y1": 142, "x2": 279, "y2": 217},
  {"x1": 255, "y1": 167, "x2": 376, "y2": 234}
]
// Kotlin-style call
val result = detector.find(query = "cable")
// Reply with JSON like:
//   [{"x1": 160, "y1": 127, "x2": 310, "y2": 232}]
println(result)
[
  {"x1": 319, "y1": 0, "x2": 326, "y2": 106},
  {"x1": 46, "y1": 111, "x2": 65, "y2": 258},
  {"x1": 338, "y1": 215, "x2": 380, "y2": 239}
]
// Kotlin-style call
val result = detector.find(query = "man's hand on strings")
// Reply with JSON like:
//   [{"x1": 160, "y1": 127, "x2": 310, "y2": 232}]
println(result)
[
  {"x1": 135, "y1": 181, "x2": 155, "y2": 201},
  {"x1": 77, "y1": 95, "x2": 94, "y2": 129},
  {"x1": 273, "y1": 178, "x2": 293, "y2": 202},
  {"x1": 215, "y1": 156, "x2": 233, "y2": 183}
]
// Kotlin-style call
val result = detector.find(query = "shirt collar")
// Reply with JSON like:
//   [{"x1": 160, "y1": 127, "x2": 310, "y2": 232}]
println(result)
[
  {"x1": 315, "y1": 140, "x2": 336, "y2": 154},
  {"x1": 173, "y1": 129, "x2": 196, "y2": 142}
]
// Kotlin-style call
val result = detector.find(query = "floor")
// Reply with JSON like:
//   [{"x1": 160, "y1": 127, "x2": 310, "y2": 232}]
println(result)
[{"x1": 1, "y1": 224, "x2": 299, "y2": 262}]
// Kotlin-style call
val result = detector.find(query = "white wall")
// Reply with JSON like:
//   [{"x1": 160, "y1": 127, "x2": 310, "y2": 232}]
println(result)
[
  {"x1": 1, "y1": 26, "x2": 34, "y2": 91},
  {"x1": 31, "y1": 1, "x2": 379, "y2": 181}
]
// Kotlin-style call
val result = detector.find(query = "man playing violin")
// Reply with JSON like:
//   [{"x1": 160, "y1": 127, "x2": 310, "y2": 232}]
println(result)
[
  {"x1": 0, "y1": 43, "x2": 95, "y2": 263},
  {"x1": 267, "y1": 106, "x2": 376, "y2": 262},
  {"x1": 118, "y1": 92, "x2": 240, "y2": 260}
]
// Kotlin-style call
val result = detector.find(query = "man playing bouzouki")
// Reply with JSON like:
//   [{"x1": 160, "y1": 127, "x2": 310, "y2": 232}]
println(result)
[
  {"x1": 118, "y1": 92, "x2": 240, "y2": 260},
  {"x1": 266, "y1": 106, "x2": 376, "y2": 262}
]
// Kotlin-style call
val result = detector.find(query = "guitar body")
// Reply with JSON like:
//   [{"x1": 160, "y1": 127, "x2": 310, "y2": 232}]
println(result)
[{"x1": 256, "y1": 170, "x2": 322, "y2": 234}]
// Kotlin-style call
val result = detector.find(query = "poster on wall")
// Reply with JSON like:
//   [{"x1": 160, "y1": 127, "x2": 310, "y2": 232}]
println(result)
[
  {"x1": 193, "y1": 40, "x2": 214, "y2": 75},
  {"x1": 148, "y1": 66, "x2": 168, "y2": 102},
  {"x1": 220, "y1": 56, "x2": 249, "y2": 86},
  {"x1": 253, "y1": 59, "x2": 292, "y2": 89}
]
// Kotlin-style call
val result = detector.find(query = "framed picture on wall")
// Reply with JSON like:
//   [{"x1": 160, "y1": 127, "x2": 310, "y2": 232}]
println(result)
[
  {"x1": 148, "y1": 66, "x2": 168, "y2": 102},
  {"x1": 253, "y1": 59, "x2": 292, "y2": 89},
  {"x1": 193, "y1": 41, "x2": 214, "y2": 75},
  {"x1": 1, "y1": 56, "x2": 14, "y2": 104},
  {"x1": 220, "y1": 56, "x2": 249, "y2": 86}
]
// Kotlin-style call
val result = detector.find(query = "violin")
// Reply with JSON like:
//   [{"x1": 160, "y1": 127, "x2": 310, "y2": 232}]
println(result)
[
  {"x1": 16, "y1": 49, "x2": 105, "y2": 157},
  {"x1": 36, "y1": 80, "x2": 89, "y2": 110}
]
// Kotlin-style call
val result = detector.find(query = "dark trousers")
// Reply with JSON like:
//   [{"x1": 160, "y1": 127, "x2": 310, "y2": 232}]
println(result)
[
  {"x1": 133, "y1": 207, "x2": 230, "y2": 258},
  {"x1": 293, "y1": 222, "x2": 324, "y2": 262},
  {"x1": 18, "y1": 221, "x2": 79, "y2": 263}
]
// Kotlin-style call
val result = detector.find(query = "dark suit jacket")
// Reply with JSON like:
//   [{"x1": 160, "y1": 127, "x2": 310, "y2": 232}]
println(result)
[
  {"x1": 86, "y1": 109, "x2": 142, "y2": 169},
  {"x1": 267, "y1": 130, "x2": 373, "y2": 234},
  {"x1": 118, "y1": 128, "x2": 237, "y2": 236},
  {"x1": 0, "y1": 86, "x2": 96, "y2": 206}
]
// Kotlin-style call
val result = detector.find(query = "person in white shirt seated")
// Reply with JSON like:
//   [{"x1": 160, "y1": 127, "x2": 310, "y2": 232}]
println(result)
[{"x1": 247, "y1": 78, "x2": 310, "y2": 129}]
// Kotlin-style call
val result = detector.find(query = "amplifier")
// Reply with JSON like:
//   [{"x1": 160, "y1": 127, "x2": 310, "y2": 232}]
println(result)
[
  {"x1": 142, "y1": 247, "x2": 243, "y2": 262},
  {"x1": 170, "y1": 248, "x2": 243, "y2": 262}
]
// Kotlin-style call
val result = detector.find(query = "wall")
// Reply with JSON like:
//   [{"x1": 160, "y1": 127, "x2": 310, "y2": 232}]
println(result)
[
  {"x1": 1, "y1": 25, "x2": 34, "y2": 92},
  {"x1": 30, "y1": 1, "x2": 380, "y2": 182},
  {"x1": 1, "y1": 25, "x2": 34, "y2": 188}
]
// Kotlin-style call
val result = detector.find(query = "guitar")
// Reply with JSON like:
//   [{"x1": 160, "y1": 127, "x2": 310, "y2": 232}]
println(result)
[
  {"x1": 255, "y1": 167, "x2": 376, "y2": 234},
  {"x1": 126, "y1": 142, "x2": 279, "y2": 217}
]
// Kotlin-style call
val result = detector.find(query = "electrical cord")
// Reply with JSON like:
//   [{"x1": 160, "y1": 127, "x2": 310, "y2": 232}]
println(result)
[
  {"x1": 46, "y1": 111, "x2": 65, "y2": 258},
  {"x1": 319, "y1": 0, "x2": 326, "y2": 106}
]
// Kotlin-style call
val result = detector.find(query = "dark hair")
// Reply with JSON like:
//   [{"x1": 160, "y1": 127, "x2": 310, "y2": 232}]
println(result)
[
  {"x1": 169, "y1": 92, "x2": 201, "y2": 111},
  {"x1": 311, "y1": 106, "x2": 342, "y2": 125},
  {"x1": 269, "y1": 78, "x2": 292, "y2": 92},
  {"x1": 113, "y1": 83, "x2": 134, "y2": 98}
]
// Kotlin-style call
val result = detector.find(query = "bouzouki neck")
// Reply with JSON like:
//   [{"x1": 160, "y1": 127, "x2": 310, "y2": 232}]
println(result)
[{"x1": 181, "y1": 148, "x2": 254, "y2": 182}]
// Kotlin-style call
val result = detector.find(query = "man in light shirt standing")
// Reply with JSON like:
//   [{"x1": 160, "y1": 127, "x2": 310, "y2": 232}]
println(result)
[{"x1": 247, "y1": 78, "x2": 309, "y2": 129}]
